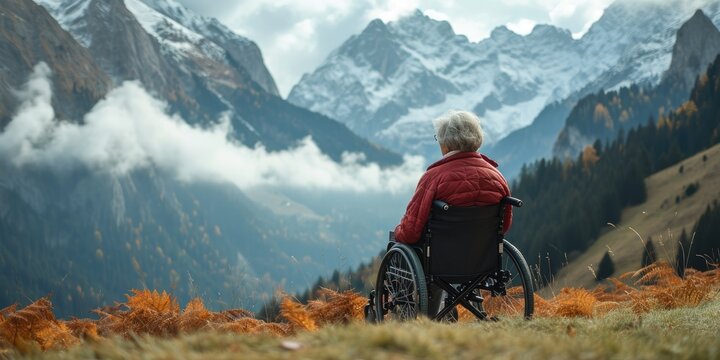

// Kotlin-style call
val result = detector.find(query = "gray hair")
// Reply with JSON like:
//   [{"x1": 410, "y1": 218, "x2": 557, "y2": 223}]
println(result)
[{"x1": 432, "y1": 110, "x2": 483, "y2": 152}]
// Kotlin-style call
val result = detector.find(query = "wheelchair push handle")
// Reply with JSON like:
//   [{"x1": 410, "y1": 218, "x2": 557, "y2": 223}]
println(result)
[
  {"x1": 502, "y1": 196, "x2": 523, "y2": 208},
  {"x1": 433, "y1": 200, "x2": 450, "y2": 211}
]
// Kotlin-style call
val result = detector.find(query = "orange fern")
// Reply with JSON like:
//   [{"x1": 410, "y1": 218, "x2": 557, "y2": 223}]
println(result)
[
  {"x1": 178, "y1": 298, "x2": 212, "y2": 333},
  {"x1": 280, "y1": 298, "x2": 317, "y2": 332},
  {"x1": 305, "y1": 288, "x2": 367, "y2": 325},
  {"x1": 126, "y1": 290, "x2": 179, "y2": 314},
  {"x1": 551, "y1": 288, "x2": 597, "y2": 318},
  {"x1": 63, "y1": 319, "x2": 100, "y2": 341},
  {"x1": 1, "y1": 259, "x2": 719, "y2": 354},
  {"x1": 0, "y1": 298, "x2": 78, "y2": 351}
]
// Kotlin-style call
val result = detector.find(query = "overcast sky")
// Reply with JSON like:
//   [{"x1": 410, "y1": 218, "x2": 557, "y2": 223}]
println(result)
[{"x1": 175, "y1": 0, "x2": 616, "y2": 97}]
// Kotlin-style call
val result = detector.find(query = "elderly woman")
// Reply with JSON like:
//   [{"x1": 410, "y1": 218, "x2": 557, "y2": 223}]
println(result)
[{"x1": 393, "y1": 110, "x2": 512, "y2": 245}]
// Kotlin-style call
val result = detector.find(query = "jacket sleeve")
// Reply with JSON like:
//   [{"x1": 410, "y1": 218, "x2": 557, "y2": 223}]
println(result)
[{"x1": 394, "y1": 173, "x2": 435, "y2": 244}]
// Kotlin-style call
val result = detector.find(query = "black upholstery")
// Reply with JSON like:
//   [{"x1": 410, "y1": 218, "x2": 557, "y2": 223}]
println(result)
[{"x1": 424, "y1": 203, "x2": 503, "y2": 282}]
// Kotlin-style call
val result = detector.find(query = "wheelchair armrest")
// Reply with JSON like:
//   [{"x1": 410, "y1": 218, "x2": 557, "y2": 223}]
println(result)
[{"x1": 502, "y1": 196, "x2": 523, "y2": 208}]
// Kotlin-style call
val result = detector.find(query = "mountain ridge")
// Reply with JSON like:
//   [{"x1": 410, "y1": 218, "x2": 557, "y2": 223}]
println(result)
[
  {"x1": 553, "y1": 9, "x2": 720, "y2": 159},
  {"x1": 289, "y1": 1, "x2": 720, "y2": 166},
  {"x1": 34, "y1": 0, "x2": 402, "y2": 165}
]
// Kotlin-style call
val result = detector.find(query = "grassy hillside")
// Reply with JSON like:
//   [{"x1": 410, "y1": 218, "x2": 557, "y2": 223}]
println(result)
[
  {"x1": 17, "y1": 293, "x2": 720, "y2": 359},
  {"x1": 550, "y1": 143, "x2": 720, "y2": 292}
]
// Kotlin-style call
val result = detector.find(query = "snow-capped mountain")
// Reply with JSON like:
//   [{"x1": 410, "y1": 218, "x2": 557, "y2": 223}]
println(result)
[
  {"x1": 289, "y1": 10, "x2": 586, "y2": 159},
  {"x1": 128, "y1": 0, "x2": 279, "y2": 96},
  {"x1": 552, "y1": 8, "x2": 720, "y2": 160},
  {"x1": 36, "y1": 0, "x2": 278, "y2": 96},
  {"x1": 576, "y1": 0, "x2": 720, "y2": 95},
  {"x1": 34, "y1": 0, "x2": 401, "y2": 165},
  {"x1": 288, "y1": 0, "x2": 720, "y2": 163}
]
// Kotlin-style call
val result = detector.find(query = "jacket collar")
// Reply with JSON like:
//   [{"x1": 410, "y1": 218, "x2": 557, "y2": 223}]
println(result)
[{"x1": 426, "y1": 151, "x2": 499, "y2": 170}]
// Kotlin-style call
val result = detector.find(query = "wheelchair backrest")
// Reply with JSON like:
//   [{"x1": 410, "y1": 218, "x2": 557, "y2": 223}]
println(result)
[{"x1": 424, "y1": 201, "x2": 504, "y2": 282}]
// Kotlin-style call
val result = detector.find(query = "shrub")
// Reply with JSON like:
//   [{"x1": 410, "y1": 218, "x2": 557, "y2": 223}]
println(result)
[{"x1": 684, "y1": 182, "x2": 700, "y2": 197}]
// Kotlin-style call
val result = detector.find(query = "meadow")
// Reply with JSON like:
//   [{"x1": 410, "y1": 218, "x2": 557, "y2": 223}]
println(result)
[{"x1": 1, "y1": 261, "x2": 718, "y2": 359}]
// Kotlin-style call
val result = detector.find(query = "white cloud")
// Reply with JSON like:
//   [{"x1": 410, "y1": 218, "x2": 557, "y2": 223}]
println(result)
[
  {"x1": 365, "y1": 0, "x2": 419, "y2": 22},
  {"x1": 424, "y1": 9, "x2": 450, "y2": 21},
  {"x1": 276, "y1": 19, "x2": 318, "y2": 51},
  {"x1": 0, "y1": 64, "x2": 424, "y2": 193},
  {"x1": 546, "y1": 0, "x2": 611, "y2": 37},
  {"x1": 506, "y1": 18, "x2": 538, "y2": 35}
]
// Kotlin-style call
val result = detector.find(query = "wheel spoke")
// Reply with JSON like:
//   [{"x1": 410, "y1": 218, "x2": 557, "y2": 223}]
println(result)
[{"x1": 384, "y1": 251, "x2": 419, "y2": 320}]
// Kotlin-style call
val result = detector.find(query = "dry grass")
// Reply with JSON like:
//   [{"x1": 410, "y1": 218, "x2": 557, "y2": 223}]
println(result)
[
  {"x1": 20, "y1": 294, "x2": 720, "y2": 360},
  {"x1": 1, "y1": 262, "x2": 719, "y2": 358}
]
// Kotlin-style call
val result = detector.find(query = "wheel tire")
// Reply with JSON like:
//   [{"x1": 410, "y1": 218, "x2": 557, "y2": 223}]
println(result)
[
  {"x1": 473, "y1": 240, "x2": 534, "y2": 320},
  {"x1": 501, "y1": 239, "x2": 535, "y2": 319},
  {"x1": 375, "y1": 244, "x2": 428, "y2": 322}
]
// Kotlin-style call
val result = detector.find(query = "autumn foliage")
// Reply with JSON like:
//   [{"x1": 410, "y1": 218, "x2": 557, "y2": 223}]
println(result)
[{"x1": 1, "y1": 262, "x2": 718, "y2": 354}]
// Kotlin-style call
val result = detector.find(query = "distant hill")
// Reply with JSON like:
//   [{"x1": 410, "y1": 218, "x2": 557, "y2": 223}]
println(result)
[
  {"x1": 549, "y1": 143, "x2": 720, "y2": 291},
  {"x1": 510, "y1": 52, "x2": 720, "y2": 280}
]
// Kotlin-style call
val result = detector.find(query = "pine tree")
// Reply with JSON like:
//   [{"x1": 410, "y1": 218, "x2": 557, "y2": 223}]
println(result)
[
  {"x1": 675, "y1": 229, "x2": 690, "y2": 278},
  {"x1": 687, "y1": 205, "x2": 720, "y2": 271},
  {"x1": 596, "y1": 251, "x2": 615, "y2": 281},
  {"x1": 642, "y1": 237, "x2": 657, "y2": 267}
]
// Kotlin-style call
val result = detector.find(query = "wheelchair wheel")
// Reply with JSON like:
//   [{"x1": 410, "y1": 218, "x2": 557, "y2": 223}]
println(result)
[
  {"x1": 375, "y1": 244, "x2": 428, "y2": 321},
  {"x1": 477, "y1": 240, "x2": 534, "y2": 319}
]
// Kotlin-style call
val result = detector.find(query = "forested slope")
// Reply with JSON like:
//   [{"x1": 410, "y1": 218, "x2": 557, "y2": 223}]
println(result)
[{"x1": 511, "y1": 54, "x2": 720, "y2": 278}]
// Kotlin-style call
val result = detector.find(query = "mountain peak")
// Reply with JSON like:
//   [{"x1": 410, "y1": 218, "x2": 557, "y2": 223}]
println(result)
[
  {"x1": 686, "y1": 9, "x2": 716, "y2": 30},
  {"x1": 528, "y1": 24, "x2": 573, "y2": 41},
  {"x1": 365, "y1": 18, "x2": 388, "y2": 33},
  {"x1": 391, "y1": 9, "x2": 455, "y2": 40},
  {"x1": 663, "y1": 8, "x2": 720, "y2": 89},
  {"x1": 410, "y1": 8, "x2": 424, "y2": 18},
  {"x1": 490, "y1": 25, "x2": 520, "y2": 42},
  {"x1": 394, "y1": 9, "x2": 427, "y2": 23}
]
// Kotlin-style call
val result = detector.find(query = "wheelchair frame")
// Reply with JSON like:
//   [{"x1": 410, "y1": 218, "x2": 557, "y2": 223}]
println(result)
[{"x1": 369, "y1": 196, "x2": 534, "y2": 322}]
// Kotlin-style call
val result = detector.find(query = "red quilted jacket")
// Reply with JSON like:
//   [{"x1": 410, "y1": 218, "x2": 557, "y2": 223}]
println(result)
[{"x1": 394, "y1": 152, "x2": 512, "y2": 244}]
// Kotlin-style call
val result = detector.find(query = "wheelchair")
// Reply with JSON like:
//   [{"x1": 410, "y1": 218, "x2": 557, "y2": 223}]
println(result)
[{"x1": 366, "y1": 197, "x2": 534, "y2": 322}]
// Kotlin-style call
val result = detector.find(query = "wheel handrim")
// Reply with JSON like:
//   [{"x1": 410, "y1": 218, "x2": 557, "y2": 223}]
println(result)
[{"x1": 379, "y1": 250, "x2": 420, "y2": 320}]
